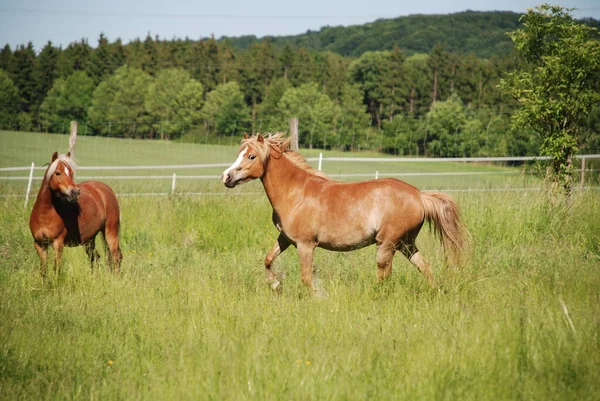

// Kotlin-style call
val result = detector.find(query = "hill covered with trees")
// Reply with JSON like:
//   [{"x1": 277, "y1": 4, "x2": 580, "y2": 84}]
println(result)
[
  {"x1": 0, "y1": 9, "x2": 598, "y2": 156},
  {"x1": 222, "y1": 11, "x2": 523, "y2": 58}
]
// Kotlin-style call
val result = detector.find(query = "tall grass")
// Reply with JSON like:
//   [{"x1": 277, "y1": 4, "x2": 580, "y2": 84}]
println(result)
[
  {"x1": 1, "y1": 186, "x2": 599, "y2": 400},
  {"x1": 1, "y1": 130, "x2": 599, "y2": 399}
]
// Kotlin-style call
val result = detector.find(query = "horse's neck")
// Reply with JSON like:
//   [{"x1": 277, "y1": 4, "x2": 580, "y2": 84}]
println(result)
[
  {"x1": 33, "y1": 178, "x2": 55, "y2": 212},
  {"x1": 261, "y1": 155, "x2": 309, "y2": 210}
]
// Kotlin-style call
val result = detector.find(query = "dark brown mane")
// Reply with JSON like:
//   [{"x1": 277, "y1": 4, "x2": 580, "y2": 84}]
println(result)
[{"x1": 241, "y1": 132, "x2": 329, "y2": 179}]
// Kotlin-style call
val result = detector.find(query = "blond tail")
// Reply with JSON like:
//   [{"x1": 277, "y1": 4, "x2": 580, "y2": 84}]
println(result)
[{"x1": 421, "y1": 192, "x2": 469, "y2": 267}]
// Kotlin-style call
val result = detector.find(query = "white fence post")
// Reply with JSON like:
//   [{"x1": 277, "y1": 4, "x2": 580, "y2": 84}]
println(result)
[
  {"x1": 318, "y1": 152, "x2": 323, "y2": 171},
  {"x1": 24, "y1": 162, "x2": 35, "y2": 208},
  {"x1": 171, "y1": 173, "x2": 176, "y2": 194},
  {"x1": 579, "y1": 156, "x2": 586, "y2": 189},
  {"x1": 375, "y1": 171, "x2": 379, "y2": 180}
]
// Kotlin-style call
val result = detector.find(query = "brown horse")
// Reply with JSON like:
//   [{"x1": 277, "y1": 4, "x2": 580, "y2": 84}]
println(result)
[
  {"x1": 222, "y1": 133, "x2": 469, "y2": 293},
  {"x1": 29, "y1": 152, "x2": 122, "y2": 277}
]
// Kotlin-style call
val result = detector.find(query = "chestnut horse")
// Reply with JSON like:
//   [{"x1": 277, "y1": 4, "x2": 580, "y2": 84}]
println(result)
[
  {"x1": 222, "y1": 133, "x2": 469, "y2": 293},
  {"x1": 29, "y1": 152, "x2": 122, "y2": 277}
]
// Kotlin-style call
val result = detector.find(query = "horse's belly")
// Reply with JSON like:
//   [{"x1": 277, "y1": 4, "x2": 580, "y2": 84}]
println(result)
[
  {"x1": 317, "y1": 229, "x2": 376, "y2": 252},
  {"x1": 319, "y1": 238, "x2": 376, "y2": 252}
]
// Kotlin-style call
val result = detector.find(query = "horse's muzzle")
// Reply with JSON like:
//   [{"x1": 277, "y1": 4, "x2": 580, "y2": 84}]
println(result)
[
  {"x1": 223, "y1": 172, "x2": 237, "y2": 188},
  {"x1": 65, "y1": 187, "x2": 80, "y2": 202}
]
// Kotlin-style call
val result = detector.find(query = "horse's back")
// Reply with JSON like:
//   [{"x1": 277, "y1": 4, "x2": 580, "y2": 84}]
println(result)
[
  {"x1": 318, "y1": 178, "x2": 423, "y2": 212},
  {"x1": 79, "y1": 181, "x2": 120, "y2": 212},
  {"x1": 77, "y1": 181, "x2": 120, "y2": 235}
]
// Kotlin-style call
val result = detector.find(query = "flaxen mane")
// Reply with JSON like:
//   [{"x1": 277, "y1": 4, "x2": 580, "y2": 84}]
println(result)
[
  {"x1": 45, "y1": 154, "x2": 77, "y2": 181},
  {"x1": 242, "y1": 133, "x2": 329, "y2": 179}
]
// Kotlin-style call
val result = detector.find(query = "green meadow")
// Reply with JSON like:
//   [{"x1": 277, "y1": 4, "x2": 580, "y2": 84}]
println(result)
[{"x1": 0, "y1": 131, "x2": 599, "y2": 400}]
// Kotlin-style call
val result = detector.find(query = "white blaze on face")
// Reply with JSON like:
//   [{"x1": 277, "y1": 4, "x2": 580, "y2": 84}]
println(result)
[
  {"x1": 222, "y1": 146, "x2": 249, "y2": 182},
  {"x1": 64, "y1": 167, "x2": 70, "y2": 177}
]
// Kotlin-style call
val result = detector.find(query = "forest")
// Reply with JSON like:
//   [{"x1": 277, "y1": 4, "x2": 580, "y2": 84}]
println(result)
[{"x1": 0, "y1": 10, "x2": 599, "y2": 156}]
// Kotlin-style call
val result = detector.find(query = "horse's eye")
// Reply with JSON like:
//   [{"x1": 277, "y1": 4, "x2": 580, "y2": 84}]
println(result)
[
  {"x1": 249, "y1": 154, "x2": 256, "y2": 160},
  {"x1": 55, "y1": 172, "x2": 61, "y2": 176}
]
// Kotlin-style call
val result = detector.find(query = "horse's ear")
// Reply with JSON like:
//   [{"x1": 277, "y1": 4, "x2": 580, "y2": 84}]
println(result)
[
  {"x1": 66, "y1": 151, "x2": 71, "y2": 157},
  {"x1": 244, "y1": 133, "x2": 250, "y2": 139},
  {"x1": 281, "y1": 138, "x2": 292, "y2": 152},
  {"x1": 51, "y1": 152, "x2": 58, "y2": 162},
  {"x1": 257, "y1": 134, "x2": 264, "y2": 143}
]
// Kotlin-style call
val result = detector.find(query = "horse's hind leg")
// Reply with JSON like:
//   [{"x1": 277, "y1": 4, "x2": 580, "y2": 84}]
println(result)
[
  {"x1": 264, "y1": 234, "x2": 290, "y2": 291},
  {"x1": 84, "y1": 239, "x2": 100, "y2": 271},
  {"x1": 399, "y1": 242, "x2": 435, "y2": 287},
  {"x1": 103, "y1": 225, "x2": 122, "y2": 275},
  {"x1": 376, "y1": 242, "x2": 396, "y2": 280},
  {"x1": 34, "y1": 241, "x2": 48, "y2": 278}
]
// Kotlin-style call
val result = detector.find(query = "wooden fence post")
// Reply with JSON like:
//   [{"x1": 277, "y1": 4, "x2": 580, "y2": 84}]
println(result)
[
  {"x1": 289, "y1": 118, "x2": 299, "y2": 151},
  {"x1": 69, "y1": 121, "x2": 78, "y2": 157}
]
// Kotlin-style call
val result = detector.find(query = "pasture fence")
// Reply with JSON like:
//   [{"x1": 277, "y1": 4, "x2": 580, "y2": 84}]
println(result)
[{"x1": 1, "y1": 154, "x2": 599, "y2": 206}]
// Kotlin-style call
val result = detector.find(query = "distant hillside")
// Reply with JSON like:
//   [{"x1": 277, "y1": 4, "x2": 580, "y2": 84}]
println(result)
[{"x1": 219, "y1": 11, "x2": 600, "y2": 59}]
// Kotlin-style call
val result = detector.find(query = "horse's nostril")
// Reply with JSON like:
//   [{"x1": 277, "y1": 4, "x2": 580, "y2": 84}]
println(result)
[{"x1": 226, "y1": 174, "x2": 231, "y2": 182}]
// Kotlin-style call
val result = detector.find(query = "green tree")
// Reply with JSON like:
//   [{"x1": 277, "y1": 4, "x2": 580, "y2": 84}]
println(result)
[
  {"x1": 200, "y1": 81, "x2": 251, "y2": 137},
  {"x1": 0, "y1": 44, "x2": 14, "y2": 73},
  {"x1": 88, "y1": 33, "x2": 117, "y2": 85},
  {"x1": 56, "y1": 39, "x2": 92, "y2": 78},
  {"x1": 278, "y1": 82, "x2": 339, "y2": 148},
  {"x1": 288, "y1": 48, "x2": 315, "y2": 87},
  {"x1": 499, "y1": 4, "x2": 600, "y2": 196},
  {"x1": 347, "y1": 51, "x2": 390, "y2": 128},
  {"x1": 88, "y1": 65, "x2": 153, "y2": 138},
  {"x1": 145, "y1": 68, "x2": 204, "y2": 139},
  {"x1": 39, "y1": 71, "x2": 95, "y2": 133},
  {"x1": 427, "y1": 44, "x2": 449, "y2": 107},
  {"x1": 256, "y1": 77, "x2": 292, "y2": 132},
  {"x1": 0, "y1": 69, "x2": 20, "y2": 129},
  {"x1": 12, "y1": 42, "x2": 37, "y2": 114},
  {"x1": 238, "y1": 40, "x2": 277, "y2": 131},
  {"x1": 217, "y1": 40, "x2": 238, "y2": 84},
  {"x1": 335, "y1": 83, "x2": 371, "y2": 150},
  {"x1": 404, "y1": 54, "x2": 432, "y2": 114},
  {"x1": 425, "y1": 93, "x2": 467, "y2": 157},
  {"x1": 33, "y1": 41, "x2": 60, "y2": 115},
  {"x1": 315, "y1": 51, "x2": 347, "y2": 101},
  {"x1": 382, "y1": 45, "x2": 407, "y2": 120}
]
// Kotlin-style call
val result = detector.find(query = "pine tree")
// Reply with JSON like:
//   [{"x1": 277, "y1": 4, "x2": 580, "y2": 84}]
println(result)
[
  {"x1": 427, "y1": 44, "x2": 449, "y2": 106},
  {"x1": 12, "y1": 42, "x2": 37, "y2": 113},
  {"x1": 384, "y1": 45, "x2": 407, "y2": 120},
  {"x1": 33, "y1": 41, "x2": 60, "y2": 116},
  {"x1": 88, "y1": 33, "x2": 114, "y2": 85},
  {"x1": 0, "y1": 44, "x2": 15, "y2": 75},
  {"x1": 57, "y1": 39, "x2": 92, "y2": 78}
]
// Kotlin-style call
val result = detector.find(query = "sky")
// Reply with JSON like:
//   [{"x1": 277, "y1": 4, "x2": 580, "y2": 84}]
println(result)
[{"x1": 1, "y1": 0, "x2": 599, "y2": 52}]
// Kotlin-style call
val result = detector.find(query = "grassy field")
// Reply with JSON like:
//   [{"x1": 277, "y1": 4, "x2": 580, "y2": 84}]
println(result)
[{"x1": 1, "y1": 131, "x2": 599, "y2": 400}]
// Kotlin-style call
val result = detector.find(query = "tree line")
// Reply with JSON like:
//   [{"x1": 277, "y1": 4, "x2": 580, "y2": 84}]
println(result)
[{"x1": 0, "y1": 10, "x2": 598, "y2": 156}]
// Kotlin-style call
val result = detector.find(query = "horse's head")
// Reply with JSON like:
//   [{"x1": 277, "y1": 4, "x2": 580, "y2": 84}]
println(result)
[
  {"x1": 45, "y1": 152, "x2": 80, "y2": 202},
  {"x1": 222, "y1": 134, "x2": 267, "y2": 188}
]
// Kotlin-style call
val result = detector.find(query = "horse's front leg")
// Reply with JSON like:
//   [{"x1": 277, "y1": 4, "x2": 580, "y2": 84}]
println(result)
[
  {"x1": 297, "y1": 241, "x2": 317, "y2": 295},
  {"x1": 52, "y1": 239, "x2": 64, "y2": 275},
  {"x1": 264, "y1": 234, "x2": 291, "y2": 291},
  {"x1": 34, "y1": 241, "x2": 48, "y2": 278}
]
